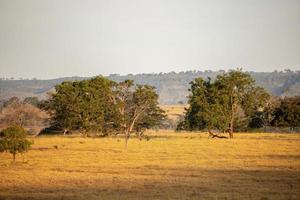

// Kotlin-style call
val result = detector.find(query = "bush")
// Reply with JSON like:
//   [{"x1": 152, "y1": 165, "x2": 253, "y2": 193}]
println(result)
[
  {"x1": 0, "y1": 125, "x2": 33, "y2": 161},
  {"x1": 0, "y1": 97, "x2": 49, "y2": 135}
]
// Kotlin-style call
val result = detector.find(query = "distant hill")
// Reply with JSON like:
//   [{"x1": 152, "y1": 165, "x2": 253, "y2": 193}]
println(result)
[{"x1": 0, "y1": 70, "x2": 299, "y2": 104}]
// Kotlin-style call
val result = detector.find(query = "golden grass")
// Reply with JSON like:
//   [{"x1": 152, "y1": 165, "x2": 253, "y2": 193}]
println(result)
[
  {"x1": 160, "y1": 105, "x2": 186, "y2": 121},
  {"x1": 0, "y1": 130, "x2": 300, "y2": 200}
]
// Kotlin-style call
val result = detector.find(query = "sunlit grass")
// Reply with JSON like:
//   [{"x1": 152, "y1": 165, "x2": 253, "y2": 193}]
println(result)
[
  {"x1": 0, "y1": 130, "x2": 299, "y2": 199},
  {"x1": 160, "y1": 104, "x2": 186, "y2": 121}
]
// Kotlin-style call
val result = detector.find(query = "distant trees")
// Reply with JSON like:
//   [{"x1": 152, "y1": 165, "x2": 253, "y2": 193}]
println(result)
[
  {"x1": 1, "y1": 70, "x2": 299, "y2": 105},
  {"x1": 248, "y1": 97, "x2": 279, "y2": 129},
  {"x1": 247, "y1": 96, "x2": 300, "y2": 131},
  {"x1": 0, "y1": 125, "x2": 33, "y2": 161},
  {"x1": 177, "y1": 70, "x2": 270, "y2": 138},
  {"x1": 45, "y1": 76, "x2": 165, "y2": 146},
  {"x1": 0, "y1": 97, "x2": 49, "y2": 134},
  {"x1": 271, "y1": 96, "x2": 300, "y2": 129},
  {"x1": 23, "y1": 97, "x2": 40, "y2": 107}
]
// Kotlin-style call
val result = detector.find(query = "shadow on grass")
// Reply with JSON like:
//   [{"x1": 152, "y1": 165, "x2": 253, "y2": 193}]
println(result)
[{"x1": 1, "y1": 168, "x2": 299, "y2": 200}]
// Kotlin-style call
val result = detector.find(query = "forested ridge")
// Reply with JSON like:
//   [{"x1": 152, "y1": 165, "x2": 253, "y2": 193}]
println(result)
[{"x1": 1, "y1": 70, "x2": 299, "y2": 104}]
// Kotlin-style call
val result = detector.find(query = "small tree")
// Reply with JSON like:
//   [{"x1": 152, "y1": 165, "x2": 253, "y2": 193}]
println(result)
[
  {"x1": 111, "y1": 81, "x2": 165, "y2": 148},
  {"x1": 0, "y1": 125, "x2": 33, "y2": 161},
  {"x1": 125, "y1": 85, "x2": 165, "y2": 144}
]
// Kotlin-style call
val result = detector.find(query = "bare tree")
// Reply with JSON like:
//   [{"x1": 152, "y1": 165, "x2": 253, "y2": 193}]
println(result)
[{"x1": 0, "y1": 98, "x2": 49, "y2": 134}]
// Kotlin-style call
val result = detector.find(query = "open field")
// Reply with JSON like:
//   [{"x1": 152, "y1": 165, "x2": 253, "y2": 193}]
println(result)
[
  {"x1": 160, "y1": 104, "x2": 186, "y2": 121},
  {"x1": 161, "y1": 104, "x2": 186, "y2": 114},
  {"x1": 0, "y1": 131, "x2": 300, "y2": 200}
]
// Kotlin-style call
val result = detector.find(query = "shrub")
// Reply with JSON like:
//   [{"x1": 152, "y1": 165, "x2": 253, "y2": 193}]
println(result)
[{"x1": 0, "y1": 125, "x2": 33, "y2": 161}]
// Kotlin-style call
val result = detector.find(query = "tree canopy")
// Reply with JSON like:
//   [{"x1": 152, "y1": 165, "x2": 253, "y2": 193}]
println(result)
[
  {"x1": 0, "y1": 125, "x2": 33, "y2": 161},
  {"x1": 271, "y1": 96, "x2": 300, "y2": 128},
  {"x1": 177, "y1": 70, "x2": 270, "y2": 138},
  {"x1": 47, "y1": 77, "x2": 117, "y2": 134},
  {"x1": 45, "y1": 76, "x2": 165, "y2": 146}
]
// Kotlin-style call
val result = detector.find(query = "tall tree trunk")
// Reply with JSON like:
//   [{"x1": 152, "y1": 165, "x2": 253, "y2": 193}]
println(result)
[
  {"x1": 229, "y1": 93, "x2": 234, "y2": 138},
  {"x1": 124, "y1": 111, "x2": 143, "y2": 149},
  {"x1": 124, "y1": 130, "x2": 129, "y2": 149},
  {"x1": 229, "y1": 107, "x2": 234, "y2": 138},
  {"x1": 229, "y1": 121, "x2": 233, "y2": 138},
  {"x1": 124, "y1": 120, "x2": 136, "y2": 149}
]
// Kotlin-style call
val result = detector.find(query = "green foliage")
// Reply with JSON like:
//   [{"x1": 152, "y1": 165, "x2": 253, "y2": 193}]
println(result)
[
  {"x1": 23, "y1": 97, "x2": 39, "y2": 107},
  {"x1": 177, "y1": 77, "x2": 229, "y2": 132},
  {"x1": 1, "y1": 70, "x2": 299, "y2": 105},
  {"x1": 111, "y1": 81, "x2": 165, "y2": 146},
  {"x1": 271, "y1": 96, "x2": 300, "y2": 128},
  {"x1": 178, "y1": 70, "x2": 270, "y2": 136},
  {"x1": 0, "y1": 125, "x2": 33, "y2": 161},
  {"x1": 249, "y1": 96, "x2": 300, "y2": 130},
  {"x1": 48, "y1": 76, "x2": 118, "y2": 134},
  {"x1": 131, "y1": 85, "x2": 166, "y2": 133},
  {"x1": 46, "y1": 77, "x2": 165, "y2": 139}
]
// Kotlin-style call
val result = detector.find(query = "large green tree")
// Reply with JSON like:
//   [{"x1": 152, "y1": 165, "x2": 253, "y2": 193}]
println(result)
[
  {"x1": 177, "y1": 77, "x2": 229, "y2": 135},
  {"x1": 214, "y1": 70, "x2": 269, "y2": 137},
  {"x1": 47, "y1": 76, "x2": 117, "y2": 134},
  {"x1": 178, "y1": 70, "x2": 269, "y2": 138},
  {"x1": 46, "y1": 77, "x2": 165, "y2": 144}
]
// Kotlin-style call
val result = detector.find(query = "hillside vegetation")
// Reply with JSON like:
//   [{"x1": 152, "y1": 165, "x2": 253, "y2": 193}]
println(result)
[
  {"x1": 1, "y1": 70, "x2": 299, "y2": 104},
  {"x1": 0, "y1": 131, "x2": 299, "y2": 200}
]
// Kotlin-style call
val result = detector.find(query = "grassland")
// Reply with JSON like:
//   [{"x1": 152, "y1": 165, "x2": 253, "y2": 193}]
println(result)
[
  {"x1": 160, "y1": 104, "x2": 186, "y2": 121},
  {"x1": 0, "y1": 131, "x2": 299, "y2": 200}
]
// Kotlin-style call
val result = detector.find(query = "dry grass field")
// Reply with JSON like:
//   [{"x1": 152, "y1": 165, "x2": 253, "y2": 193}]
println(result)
[
  {"x1": 0, "y1": 131, "x2": 299, "y2": 200},
  {"x1": 160, "y1": 104, "x2": 186, "y2": 121}
]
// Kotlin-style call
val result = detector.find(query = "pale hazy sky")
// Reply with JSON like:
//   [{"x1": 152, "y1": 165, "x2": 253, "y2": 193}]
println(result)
[{"x1": 0, "y1": 0, "x2": 299, "y2": 79}]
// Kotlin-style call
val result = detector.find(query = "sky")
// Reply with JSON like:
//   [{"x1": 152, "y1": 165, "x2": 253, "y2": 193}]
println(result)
[{"x1": 0, "y1": 0, "x2": 299, "y2": 79}]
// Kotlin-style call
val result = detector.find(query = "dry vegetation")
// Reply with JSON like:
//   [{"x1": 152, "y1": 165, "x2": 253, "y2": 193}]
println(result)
[
  {"x1": 0, "y1": 131, "x2": 299, "y2": 200},
  {"x1": 160, "y1": 104, "x2": 186, "y2": 121}
]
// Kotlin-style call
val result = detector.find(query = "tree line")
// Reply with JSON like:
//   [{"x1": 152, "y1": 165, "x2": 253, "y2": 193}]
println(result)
[
  {"x1": 0, "y1": 70, "x2": 299, "y2": 160},
  {"x1": 0, "y1": 71, "x2": 299, "y2": 137},
  {"x1": 43, "y1": 77, "x2": 165, "y2": 147},
  {"x1": 177, "y1": 70, "x2": 300, "y2": 137},
  {"x1": 1, "y1": 70, "x2": 299, "y2": 105}
]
